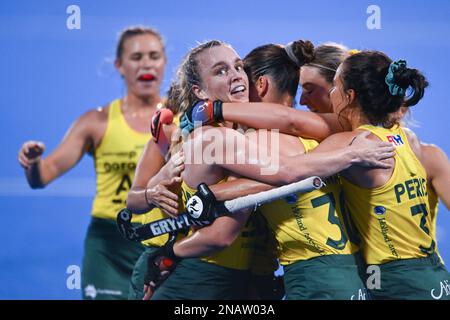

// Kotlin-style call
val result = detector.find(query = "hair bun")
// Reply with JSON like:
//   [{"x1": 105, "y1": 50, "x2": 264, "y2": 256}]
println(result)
[
  {"x1": 293, "y1": 40, "x2": 315, "y2": 64},
  {"x1": 285, "y1": 40, "x2": 314, "y2": 67}
]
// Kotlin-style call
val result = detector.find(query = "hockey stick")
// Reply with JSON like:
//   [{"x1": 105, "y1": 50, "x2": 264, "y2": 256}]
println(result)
[{"x1": 117, "y1": 176, "x2": 323, "y2": 242}]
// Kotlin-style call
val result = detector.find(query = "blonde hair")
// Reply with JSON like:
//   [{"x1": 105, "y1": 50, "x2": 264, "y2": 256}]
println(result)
[
  {"x1": 174, "y1": 40, "x2": 228, "y2": 115},
  {"x1": 168, "y1": 40, "x2": 230, "y2": 157}
]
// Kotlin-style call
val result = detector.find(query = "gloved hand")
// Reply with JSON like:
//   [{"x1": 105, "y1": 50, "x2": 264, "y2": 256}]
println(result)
[
  {"x1": 143, "y1": 236, "x2": 179, "y2": 299},
  {"x1": 179, "y1": 112, "x2": 194, "y2": 136},
  {"x1": 150, "y1": 109, "x2": 174, "y2": 142},
  {"x1": 150, "y1": 109, "x2": 174, "y2": 156},
  {"x1": 185, "y1": 183, "x2": 231, "y2": 225},
  {"x1": 179, "y1": 100, "x2": 223, "y2": 135}
]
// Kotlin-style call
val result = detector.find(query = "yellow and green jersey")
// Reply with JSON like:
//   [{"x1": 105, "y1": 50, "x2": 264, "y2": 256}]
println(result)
[
  {"x1": 341, "y1": 125, "x2": 434, "y2": 265},
  {"x1": 180, "y1": 180, "x2": 253, "y2": 270},
  {"x1": 259, "y1": 137, "x2": 359, "y2": 266},
  {"x1": 91, "y1": 99, "x2": 149, "y2": 224}
]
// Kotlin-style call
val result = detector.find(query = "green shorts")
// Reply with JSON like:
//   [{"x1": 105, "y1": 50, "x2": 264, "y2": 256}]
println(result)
[
  {"x1": 128, "y1": 246, "x2": 160, "y2": 300},
  {"x1": 151, "y1": 258, "x2": 250, "y2": 300},
  {"x1": 82, "y1": 217, "x2": 145, "y2": 300},
  {"x1": 283, "y1": 254, "x2": 369, "y2": 300},
  {"x1": 369, "y1": 253, "x2": 450, "y2": 300}
]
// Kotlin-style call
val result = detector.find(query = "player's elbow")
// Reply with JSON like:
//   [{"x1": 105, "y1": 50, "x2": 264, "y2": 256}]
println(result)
[
  {"x1": 276, "y1": 165, "x2": 308, "y2": 185},
  {"x1": 211, "y1": 231, "x2": 238, "y2": 250}
]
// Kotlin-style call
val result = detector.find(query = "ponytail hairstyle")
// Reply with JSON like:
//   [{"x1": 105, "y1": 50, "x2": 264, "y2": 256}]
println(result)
[
  {"x1": 243, "y1": 40, "x2": 314, "y2": 98},
  {"x1": 340, "y1": 51, "x2": 428, "y2": 127}
]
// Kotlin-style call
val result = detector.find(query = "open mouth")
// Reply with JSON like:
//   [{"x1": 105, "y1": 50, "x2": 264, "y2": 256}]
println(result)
[
  {"x1": 230, "y1": 85, "x2": 246, "y2": 95},
  {"x1": 138, "y1": 74, "x2": 156, "y2": 82}
]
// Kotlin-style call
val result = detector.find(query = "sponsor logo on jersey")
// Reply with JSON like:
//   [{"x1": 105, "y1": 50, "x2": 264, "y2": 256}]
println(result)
[
  {"x1": 284, "y1": 193, "x2": 298, "y2": 204},
  {"x1": 374, "y1": 205, "x2": 386, "y2": 215},
  {"x1": 386, "y1": 134, "x2": 404, "y2": 147}
]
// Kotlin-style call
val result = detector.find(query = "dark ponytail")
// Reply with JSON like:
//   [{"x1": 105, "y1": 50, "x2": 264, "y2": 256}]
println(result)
[
  {"x1": 340, "y1": 51, "x2": 428, "y2": 127},
  {"x1": 393, "y1": 66, "x2": 427, "y2": 108}
]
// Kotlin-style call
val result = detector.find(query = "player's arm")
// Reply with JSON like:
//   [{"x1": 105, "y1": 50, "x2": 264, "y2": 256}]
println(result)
[
  {"x1": 127, "y1": 123, "x2": 181, "y2": 215},
  {"x1": 18, "y1": 109, "x2": 104, "y2": 188},
  {"x1": 223, "y1": 102, "x2": 350, "y2": 141},
  {"x1": 185, "y1": 100, "x2": 351, "y2": 141},
  {"x1": 173, "y1": 211, "x2": 250, "y2": 258},
  {"x1": 203, "y1": 127, "x2": 394, "y2": 186},
  {"x1": 421, "y1": 144, "x2": 450, "y2": 209},
  {"x1": 210, "y1": 178, "x2": 273, "y2": 201}
]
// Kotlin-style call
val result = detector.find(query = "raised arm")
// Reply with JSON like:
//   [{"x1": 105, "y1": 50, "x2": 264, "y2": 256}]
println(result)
[{"x1": 18, "y1": 109, "x2": 105, "y2": 188}]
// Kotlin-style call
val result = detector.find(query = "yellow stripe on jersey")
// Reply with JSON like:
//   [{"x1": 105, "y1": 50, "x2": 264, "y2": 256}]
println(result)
[
  {"x1": 180, "y1": 180, "x2": 253, "y2": 270},
  {"x1": 259, "y1": 137, "x2": 358, "y2": 266},
  {"x1": 91, "y1": 99, "x2": 149, "y2": 222},
  {"x1": 341, "y1": 125, "x2": 434, "y2": 265}
]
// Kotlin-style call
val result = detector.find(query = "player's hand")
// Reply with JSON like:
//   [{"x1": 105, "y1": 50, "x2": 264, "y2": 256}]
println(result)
[
  {"x1": 179, "y1": 100, "x2": 223, "y2": 135},
  {"x1": 151, "y1": 108, "x2": 174, "y2": 157},
  {"x1": 350, "y1": 131, "x2": 396, "y2": 169},
  {"x1": 18, "y1": 141, "x2": 45, "y2": 169},
  {"x1": 185, "y1": 183, "x2": 230, "y2": 225},
  {"x1": 151, "y1": 109, "x2": 174, "y2": 142},
  {"x1": 166, "y1": 150, "x2": 185, "y2": 179},
  {"x1": 146, "y1": 177, "x2": 181, "y2": 218},
  {"x1": 143, "y1": 238, "x2": 179, "y2": 300}
]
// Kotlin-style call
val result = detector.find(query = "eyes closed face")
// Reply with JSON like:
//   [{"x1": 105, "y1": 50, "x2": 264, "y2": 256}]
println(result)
[
  {"x1": 299, "y1": 66, "x2": 333, "y2": 113},
  {"x1": 195, "y1": 45, "x2": 249, "y2": 103},
  {"x1": 329, "y1": 65, "x2": 348, "y2": 115}
]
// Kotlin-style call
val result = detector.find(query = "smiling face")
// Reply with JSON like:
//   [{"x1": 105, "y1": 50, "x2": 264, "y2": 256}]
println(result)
[
  {"x1": 299, "y1": 66, "x2": 333, "y2": 113},
  {"x1": 116, "y1": 34, "x2": 166, "y2": 99},
  {"x1": 193, "y1": 45, "x2": 249, "y2": 103}
]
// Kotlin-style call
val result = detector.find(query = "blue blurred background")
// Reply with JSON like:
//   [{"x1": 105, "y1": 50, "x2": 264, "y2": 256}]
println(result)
[{"x1": 1, "y1": 0, "x2": 449, "y2": 299}]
